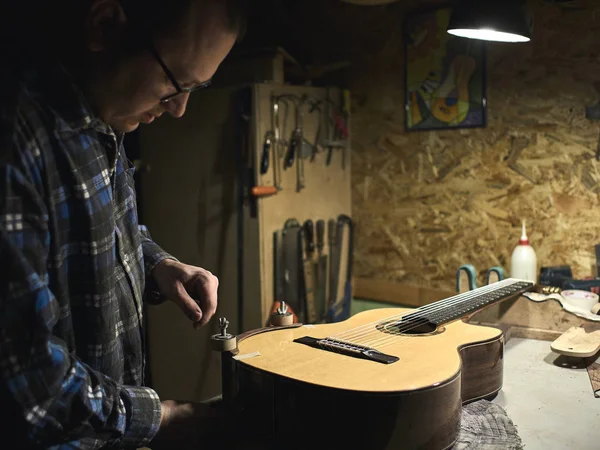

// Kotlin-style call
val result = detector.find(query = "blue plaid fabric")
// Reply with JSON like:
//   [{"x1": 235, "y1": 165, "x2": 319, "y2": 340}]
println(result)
[{"x1": 0, "y1": 65, "x2": 173, "y2": 449}]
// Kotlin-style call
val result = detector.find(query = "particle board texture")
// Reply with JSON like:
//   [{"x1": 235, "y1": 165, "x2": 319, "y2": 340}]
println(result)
[
  {"x1": 246, "y1": 0, "x2": 600, "y2": 293},
  {"x1": 349, "y1": 0, "x2": 600, "y2": 292}
]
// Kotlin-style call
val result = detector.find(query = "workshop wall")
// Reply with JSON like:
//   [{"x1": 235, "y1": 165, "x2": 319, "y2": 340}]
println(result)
[
  {"x1": 348, "y1": 0, "x2": 600, "y2": 291},
  {"x1": 243, "y1": 0, "x2": 600, "y2": 292}
]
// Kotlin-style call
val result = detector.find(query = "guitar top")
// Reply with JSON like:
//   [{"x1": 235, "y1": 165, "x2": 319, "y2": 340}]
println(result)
[{"x1": 234, "y1": 278, "x2": 534, "y2": 392}]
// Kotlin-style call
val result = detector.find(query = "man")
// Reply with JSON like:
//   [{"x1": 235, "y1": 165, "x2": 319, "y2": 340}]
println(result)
[{"x1": 0, "y1": 0, "x2": 245, "y2": 448}]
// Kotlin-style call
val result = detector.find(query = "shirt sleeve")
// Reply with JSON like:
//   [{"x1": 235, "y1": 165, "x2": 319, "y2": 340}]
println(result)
[
  {"x1": 0, "y1": 163, "x2": 162, "y2": 448},
  {"x1": 120, "y1": 153, "x2": 177, "y2": 306},
  {"x1": 138, "y1": 224, "x2": 178, "y2": 305}
]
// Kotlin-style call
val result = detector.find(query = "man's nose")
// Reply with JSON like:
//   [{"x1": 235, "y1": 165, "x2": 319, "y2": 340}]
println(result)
[{"x1": 165, "y1": 93, "x2": 190, "y2": 118}]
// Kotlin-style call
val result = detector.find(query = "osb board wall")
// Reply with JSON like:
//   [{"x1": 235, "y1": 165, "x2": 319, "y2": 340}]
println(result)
[
  {"x1": 243, "y1": 0, "x2": 600, "y2": 292},
  {"x1": 350, "y1": 0, "x2": 600, "y2": 291}
]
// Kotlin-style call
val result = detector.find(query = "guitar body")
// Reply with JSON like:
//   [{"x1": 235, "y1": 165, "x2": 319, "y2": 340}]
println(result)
[{"x1": 224, "y1": 308, "x2": 504, "y2": 450}]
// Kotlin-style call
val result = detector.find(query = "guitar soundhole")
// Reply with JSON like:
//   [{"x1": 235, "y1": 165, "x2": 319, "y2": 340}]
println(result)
[{"x1": 377, "y1": 319, "x2": 444, "y2": 336}]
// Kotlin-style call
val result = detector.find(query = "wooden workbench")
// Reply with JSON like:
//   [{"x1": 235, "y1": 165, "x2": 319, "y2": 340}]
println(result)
[
  {"x1": 353, "y1": 283, "x2": 600, "y2": 449},
  {"x1": 494, "y1": 337, "x2": 599, "y2": 450}
]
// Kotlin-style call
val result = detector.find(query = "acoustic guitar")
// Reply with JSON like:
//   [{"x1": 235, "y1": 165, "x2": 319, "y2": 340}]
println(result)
[{"x1": 221, "y1": 278, "x2": 535, "y2": 450}]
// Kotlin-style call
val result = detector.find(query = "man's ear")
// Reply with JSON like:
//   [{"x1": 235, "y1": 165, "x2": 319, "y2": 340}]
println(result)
[{"x1": 85, "y1": 0, "x2": 128, "y2": 52}]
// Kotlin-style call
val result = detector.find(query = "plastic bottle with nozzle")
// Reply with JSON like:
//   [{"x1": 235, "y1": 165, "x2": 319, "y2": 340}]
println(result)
[{"x1": 510, "y1": 221, "x2": 537, "y2": 283}]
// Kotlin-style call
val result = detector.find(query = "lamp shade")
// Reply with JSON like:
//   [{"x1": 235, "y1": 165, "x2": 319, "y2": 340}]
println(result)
[{"x1": 447, "y1": 0, "x2": 532, "y2": 43}]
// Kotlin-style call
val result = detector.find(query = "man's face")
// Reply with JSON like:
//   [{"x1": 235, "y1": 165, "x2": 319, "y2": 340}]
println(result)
[{"x1": 87, "y1": 1, "x2": 237, "y2": 132}]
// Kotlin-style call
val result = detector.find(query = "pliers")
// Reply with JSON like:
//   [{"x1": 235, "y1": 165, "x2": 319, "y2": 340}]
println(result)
[{"x1": 456, "y1": 264, "x2": 505, "y2": 292}]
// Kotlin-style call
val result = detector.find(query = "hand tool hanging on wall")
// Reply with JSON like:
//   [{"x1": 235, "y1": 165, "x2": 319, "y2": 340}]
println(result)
[
  {"x1": 260, "y1": 130, "x2": 274, "y2": 175},
  {"x1": 252, "y1": 130, "x2": 277, "y2": 198},
  {"x1": 284, "y1": 126, "x2": 299, "y2": 170},
  {"x1": 327, "y1": 214, "x2": 353, "y2": 323},
  {"x1": 297, "y1": 95, "x2": 314, "y2": 161},
  {"x1": 251, "y1": 185, "x2": 278, "y2": 197},
  {"x1": 305, "y1": 96, "x2": 323, "y2": 162},
  {"x1": 302, "y1": 219, "x2": 317, "y2": 323},
  {"x1": 283, "y1": 97, "x2": 306, "y2": 192},
  {"x1": 325, "y1": 88, "x2": 334, "y2": 167},
  {"x1": 327, "y1": 218, "x2": 341, "y2": 320},
  {"x1": 249, "y1": 141, "x2": 278, "y2": 198},
  {"x1": 272, "y1": 94, "x2": 295, "y2": 191},
  {"x1": 295, "y1": 98, "x2": 306, "y2": 193},
  {"x1": 271, "y1": 95, "x2": 284, "y2": 191},
  {"x1": 282, "y1": 218, "x2": 304, "y2": 322},
  {"x1": 235, "y1": 87, "x2": 266, "y2": 217},
  {"x1": 322, "y1": 87, "x2": 350, "y2": 168},
  {"x1": 315, "y1": 219, "x2": 328, "y2": 322},
  {"x1": 279, "y1": 94, "x2": 297, "y2": 170},
  {"x1": 247, "y1": 100, "x2": 277, "y2": 201}
]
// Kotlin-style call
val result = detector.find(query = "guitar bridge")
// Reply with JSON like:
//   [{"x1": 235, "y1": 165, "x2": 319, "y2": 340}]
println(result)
[{"x1": 294, "y1": 336, "x2": 399, "y2": 364}]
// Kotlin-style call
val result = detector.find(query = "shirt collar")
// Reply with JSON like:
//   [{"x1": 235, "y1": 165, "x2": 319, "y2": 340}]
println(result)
[{"x1": 25, "y1": 63, "x2": 115, "y2": 137}]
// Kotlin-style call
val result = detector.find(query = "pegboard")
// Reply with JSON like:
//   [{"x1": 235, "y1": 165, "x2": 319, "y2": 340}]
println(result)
[{"x1": 246, "y1": 83, "x2": 352, "y2": 326}]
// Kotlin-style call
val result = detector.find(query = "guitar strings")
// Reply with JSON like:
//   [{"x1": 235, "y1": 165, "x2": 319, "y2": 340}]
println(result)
[
  {"x1": 329, "y1": 279, "x2": 510, "y2": 341},
  {"x1": 326, "y1": 279, "x2": 520, "y2": 347},
  {"x1": 354, "y1": 281, "x2": 510, "y2": 348},
  {"x1": 340, "y1": 292, "x2": 500, "y2": 350},
  {"x1": 346, "y1": 280, "x2": 518, "y2": 348},
  {"x1": 342, "y1": 278, "x2": 519, "y2": 343},
  {"x1": 343, "y1": 279, "x2": 524, "y2": 350}
]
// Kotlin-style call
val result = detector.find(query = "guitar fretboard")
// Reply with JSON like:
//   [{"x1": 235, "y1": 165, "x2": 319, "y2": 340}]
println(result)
[{"x1": 403, "y1": 279, "x2": 534, "y2": 326}]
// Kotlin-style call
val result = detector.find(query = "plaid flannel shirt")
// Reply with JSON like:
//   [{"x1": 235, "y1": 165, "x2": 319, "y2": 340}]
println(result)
[{"x1": 0, "y1": 65, "x2": 173, "y2": 449}]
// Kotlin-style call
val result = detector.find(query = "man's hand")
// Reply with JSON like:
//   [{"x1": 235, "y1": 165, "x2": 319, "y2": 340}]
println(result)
[
  {"x1": 151, "y1": 259, "x2": 218, "y2": 328},
  {"x1": 149, "y1": 400, "x2": 225, "y2": 450}
]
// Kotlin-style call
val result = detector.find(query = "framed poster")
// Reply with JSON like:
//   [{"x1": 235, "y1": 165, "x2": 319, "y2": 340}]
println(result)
[{"x1": 405, "y1": 7, "x2": 487, "y2": 131}]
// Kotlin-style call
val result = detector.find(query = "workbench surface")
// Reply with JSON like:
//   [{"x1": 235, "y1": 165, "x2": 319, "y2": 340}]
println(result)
[{"x1": 493, "y1": 338, "x2": 599, "y2": 450}]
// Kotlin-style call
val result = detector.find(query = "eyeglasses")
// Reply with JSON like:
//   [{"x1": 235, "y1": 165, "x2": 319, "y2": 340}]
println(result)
[{"x1": 147, "y1": 41, "x2": 212, "y2": 104}]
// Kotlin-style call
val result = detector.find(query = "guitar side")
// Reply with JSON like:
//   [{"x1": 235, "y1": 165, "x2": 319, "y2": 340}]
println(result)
[{"x1": 223, "y1": 308, "x2": 504, "y2": 450}]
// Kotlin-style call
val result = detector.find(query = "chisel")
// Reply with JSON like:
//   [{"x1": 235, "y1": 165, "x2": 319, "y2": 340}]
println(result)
[
  {"x1": 302, "y1": 220, "x2": 317, "y2": 323},
  {"x1": 260, "y1": 131, "x2": 273, "y2": 175},
  {"x1": 328, "y1": 218, "x2": 341, "y2": 317},
  {"x1": 328, "y1": 214, "x2": 353, "y2": 323},
  {"x1": 315, "y1": 219, "x2": 327, "y2": 322}
]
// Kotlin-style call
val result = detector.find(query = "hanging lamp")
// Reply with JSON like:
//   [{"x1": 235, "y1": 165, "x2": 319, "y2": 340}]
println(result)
[{"x1": 447, "y1": 0, "x2": 532, "y2": 43}]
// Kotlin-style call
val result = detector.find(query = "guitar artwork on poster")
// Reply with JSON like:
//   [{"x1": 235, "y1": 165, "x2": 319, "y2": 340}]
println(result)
[
  {"x1": 430, "y1": 54, "x2": 476, "y2": 125},
  {"x1": 410, "y1": 54, "x2": 477, "y2": 127},
  {"x1": 406, "y1": 7, "x2": 485, "y2": 131},
  {"x1": 222, "y1": 279, "x2": 536, "y2": 450}
]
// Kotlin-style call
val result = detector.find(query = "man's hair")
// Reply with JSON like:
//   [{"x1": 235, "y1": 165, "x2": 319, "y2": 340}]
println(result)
[
  {"x1": 0, "y1": 0, "x2": 247, "y2": 67},
  {"x1": 120, "y1": 0, "x2": 247, "y2": 40}
]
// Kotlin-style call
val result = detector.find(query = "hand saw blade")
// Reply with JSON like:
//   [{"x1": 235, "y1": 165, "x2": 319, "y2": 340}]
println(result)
[
  {"x1": 315, "y1": 219, "x2": 327, "y2": 322},
  {"x1": 302, "y1": 220, "x2": 317, "y2": 323},
  {"x1": 282, "y1": 221, "x2": 303, "y2": 322},
  {"x1": 328, "y1": 218, "x2": 342, "y2": 315}
]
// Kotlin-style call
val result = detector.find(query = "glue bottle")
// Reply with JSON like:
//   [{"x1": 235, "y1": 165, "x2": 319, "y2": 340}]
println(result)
[{"x1": 510, "y1": 221, "x2": 537, "y2": 283}]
